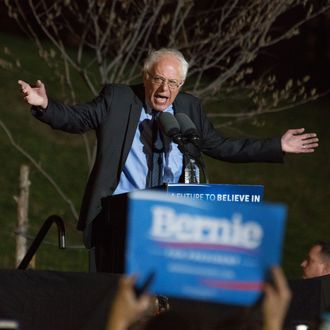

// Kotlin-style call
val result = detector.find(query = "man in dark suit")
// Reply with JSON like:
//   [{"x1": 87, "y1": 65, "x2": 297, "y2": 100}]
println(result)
[
  {"x1": 301, "y1": 241, "x2": 330, "y2": 279},
  {"x1": 18, "y1": 48, "x2": 319, "y2": 272}
]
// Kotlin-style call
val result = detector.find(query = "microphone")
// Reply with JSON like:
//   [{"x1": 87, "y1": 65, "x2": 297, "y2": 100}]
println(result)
[
  {"x1": 175, "y1": 113, "x2": 209, "y2": 184},
  {"x1": 158, "y1": 112, "x2": 185, "y2": 149},
  {"x1": 175, "y1": 113, "x2": 201, "y2": 148},
  {"x1": 158, "y1": 112, "x2": 209, "y2": 184}
]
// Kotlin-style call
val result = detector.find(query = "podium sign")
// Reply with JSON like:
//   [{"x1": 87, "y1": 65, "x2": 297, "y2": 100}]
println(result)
[
  {"x1": 166, "y1": 183, "x2": 264, "y2": 203},
  {"x1": 125, "y1": 190, "x2": 287, "y2": 306}
]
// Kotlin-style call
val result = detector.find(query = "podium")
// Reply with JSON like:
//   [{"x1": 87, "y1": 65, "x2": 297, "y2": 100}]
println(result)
[{"x1": 94, "y1": 183, "x2": 264, "y2": 273}]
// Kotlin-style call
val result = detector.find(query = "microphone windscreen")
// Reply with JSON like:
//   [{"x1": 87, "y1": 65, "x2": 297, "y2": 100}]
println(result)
[
  {"x1": 158, "y1": 112, "x2": 180, "y2": 137},
  {"x1": 175, "y1": 113, "x2": 199, "y2": 137}
]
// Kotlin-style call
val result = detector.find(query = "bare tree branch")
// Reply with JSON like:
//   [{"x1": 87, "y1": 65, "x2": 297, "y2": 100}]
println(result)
[
  {"x1": 2, "y1": 0, "x2": 329, "y2": 219},
  {"x1": 5, "y1": 0, "x2": 328, "y2": 110},
  {"x1": 0, "y1": 119, "x2": 79, "y2": 220}
]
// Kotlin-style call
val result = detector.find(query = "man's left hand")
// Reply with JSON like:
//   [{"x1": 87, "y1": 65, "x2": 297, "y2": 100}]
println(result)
[{"x1": 281, "y1": 128, "x2": 319, "y2": 153}]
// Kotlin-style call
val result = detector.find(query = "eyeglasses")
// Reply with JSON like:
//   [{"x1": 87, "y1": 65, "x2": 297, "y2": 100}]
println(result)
[{"x1": 146, "y1": 71, "x2": 183, "y2": 90}]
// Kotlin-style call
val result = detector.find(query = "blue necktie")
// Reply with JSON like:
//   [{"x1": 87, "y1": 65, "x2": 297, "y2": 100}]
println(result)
[{"x1": 148, "y1": 111, "x2": 164, "y2": 187}]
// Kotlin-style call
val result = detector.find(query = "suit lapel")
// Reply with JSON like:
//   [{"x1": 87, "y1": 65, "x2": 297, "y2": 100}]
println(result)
[
  {"x1": 119, "y1": 85, "x2": 144, "y2": 169},
  {"x1": 173, "y1": 92, "x2": 189, "y2": 115}
]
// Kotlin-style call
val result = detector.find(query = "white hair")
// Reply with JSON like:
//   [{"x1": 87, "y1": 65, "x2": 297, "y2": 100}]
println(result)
[{"x1": 143, "y1": 48, "x2": 189, "y2": 80}]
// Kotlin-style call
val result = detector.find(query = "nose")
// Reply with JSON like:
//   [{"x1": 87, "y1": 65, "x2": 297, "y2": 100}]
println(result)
[
  {"x1": 158, "y1": 82, "x2": 169, "y2": 92},
  {"x1": 301, "y1": 260, "x2": 306, "y2": 268}
]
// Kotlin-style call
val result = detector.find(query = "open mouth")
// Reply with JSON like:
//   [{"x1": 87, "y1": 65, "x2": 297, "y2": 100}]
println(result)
[{"x1": 154, "y1": 94, "x2": 169, "y2": 105}]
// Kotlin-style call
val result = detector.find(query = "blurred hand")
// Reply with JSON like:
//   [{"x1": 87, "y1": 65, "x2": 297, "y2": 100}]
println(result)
[
  {"x1": 262, "y1": 266, "x2": 292, "y2": 330},
  {"x1": 106, "y1": 276, "x2": 152, "y2": 330},
  {"x1": 18, "y1": 79, "x2": 48, "y2": 109},
  {"x1": 281, "y1": 128, "x2": 318, "y2": 153}
]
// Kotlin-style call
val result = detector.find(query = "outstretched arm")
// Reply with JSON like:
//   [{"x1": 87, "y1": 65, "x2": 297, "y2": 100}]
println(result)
[
  {"x1": 281, "y1": 128, "x2": 318, "y2": 153},
  {"x1": 18, "y1": 80, "x2": 48, "y2": 109}
]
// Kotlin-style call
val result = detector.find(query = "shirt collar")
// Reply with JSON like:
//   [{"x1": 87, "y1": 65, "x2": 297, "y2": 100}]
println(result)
[{"x1": 144, "y1": 103, "x2": 174, "y2": 115}]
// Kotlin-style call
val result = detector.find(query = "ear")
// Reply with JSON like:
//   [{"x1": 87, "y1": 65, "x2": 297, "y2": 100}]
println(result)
[{"x1": 323, "y1": 263, "x2": 330, "y2": 275}]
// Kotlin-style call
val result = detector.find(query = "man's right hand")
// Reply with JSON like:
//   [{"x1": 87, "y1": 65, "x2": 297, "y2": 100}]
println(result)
[{"x1": 18, "y1": 80, "x2": 48, "y2": 109}]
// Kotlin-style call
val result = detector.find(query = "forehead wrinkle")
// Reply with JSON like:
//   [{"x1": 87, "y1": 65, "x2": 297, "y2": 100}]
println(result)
[
  {"x1": 152, "y1": 70, "x2": 181, "y2": 82},
  {"x1": 151, "y1": 57, "x2": 183, "y2": 81}
]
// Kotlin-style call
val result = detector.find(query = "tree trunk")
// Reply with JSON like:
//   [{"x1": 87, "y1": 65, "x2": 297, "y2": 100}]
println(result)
[{"x1": 15, "y1": 164, "x2": 34, "y2": 268}]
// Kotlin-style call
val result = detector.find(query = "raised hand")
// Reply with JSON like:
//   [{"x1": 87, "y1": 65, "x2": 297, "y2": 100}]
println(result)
[
  {"x1": 262, "y1": 266, "x2": 292, "y2": 330},
  {"x1": 106, "y1": 276, "x2": 152, "y2": 330},
  {"x1": 281, "y1": 128, "x2": 319, "y2": 153},
  {"x1": 18, "y1": 79, "x2": 48, "y2": 109}
]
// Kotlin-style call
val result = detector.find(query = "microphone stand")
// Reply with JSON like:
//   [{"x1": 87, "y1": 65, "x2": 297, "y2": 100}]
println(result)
[
  {"x1": 192, "y1": 153, "x2": 209, "y2": 184},
  {"x1": 183, "y1": 149, "x2": 209, "y2": 184},
  {"x1": 172, "y1": 136, "x2": 199, "y2": 183},
  {"x1": 177, "y1": 137, "x2": 208, "y2": 184},
  {"x1": 180, "y1": 132, "x2": 209, "y2": 184},
  {"x1": 158, "y1": 112, "x2": 209, "y2": 184}
]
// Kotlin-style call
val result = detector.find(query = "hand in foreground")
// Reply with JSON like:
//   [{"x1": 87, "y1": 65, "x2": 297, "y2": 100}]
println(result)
[
  {"x1": 18, "y1": 79, "x2": 48, "y2": 109},
  {"x1": 106, "y1": 276, "x2": 152, "y2": 330},
  {"x1": 262, "y1": 266, "x2": 292, "y2": 330},
  {"x1": 281, "y1": 128, "x2": 319, "y2": 153}
]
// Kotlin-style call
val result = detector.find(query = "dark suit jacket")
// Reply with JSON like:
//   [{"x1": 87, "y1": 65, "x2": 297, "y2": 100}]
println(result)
[{"x1": 33, "y1": 83, "x2": 283, "y2": 247}]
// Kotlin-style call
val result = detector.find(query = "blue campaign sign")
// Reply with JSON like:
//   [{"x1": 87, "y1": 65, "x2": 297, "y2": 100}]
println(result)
[
  {"x1": 125, "y1": 190, "x2": 287, "y2": 306},
  {"x1": 166, "y1": 183, "x2": 264, "y2": 203}
]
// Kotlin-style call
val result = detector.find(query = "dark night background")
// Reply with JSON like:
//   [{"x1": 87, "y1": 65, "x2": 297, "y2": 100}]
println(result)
[
  {"x1": 0, "y1": 2, "x2": 329, "y2": 91},
  {"x1": 0, "y1": 2, "x2": 329, "y2": 277}
]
